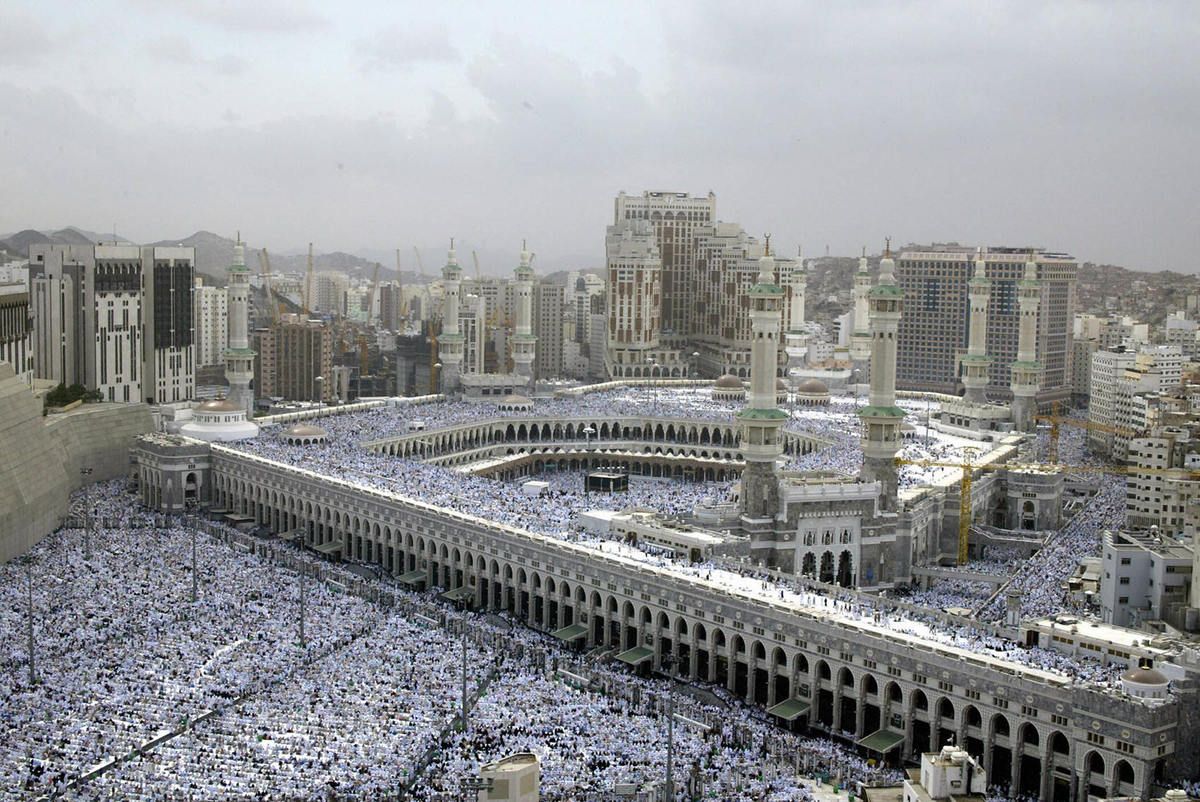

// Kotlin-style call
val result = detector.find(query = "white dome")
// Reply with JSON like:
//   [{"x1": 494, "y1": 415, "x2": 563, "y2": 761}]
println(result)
[
  {"x1": 1122, "y1": 667, "x2": 1168, "y2": 686},
  {"x1": 285, "y1": 423, "x2": 327, "y2": 438},
  {"x1": 196, "y1": 399, "x2": 242, "y2": 413},
  {"x1": 182, "y1": 397, "x2": 259, "y2": 442}
]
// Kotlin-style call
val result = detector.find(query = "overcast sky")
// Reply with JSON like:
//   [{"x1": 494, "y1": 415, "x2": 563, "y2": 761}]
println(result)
[{"x1": 1, "y1": 0, "x2": 1196, "y2": 271}]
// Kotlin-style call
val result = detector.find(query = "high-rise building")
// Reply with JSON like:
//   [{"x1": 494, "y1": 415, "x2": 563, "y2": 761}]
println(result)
[
  {"x1": 308, "y1": 272, "x2": 348, "y2": 316},
  {"x1": 689, "y1": 225, "x2": 799, "y2": 377},
  {"x1": 1089, "y1": 345, "x2": 1182, "y2": 459},
  {"x1": 605, "y1": 220, "x2": 663, "y2": 378},
  {"x1": 613, "y1": 190, "x2": 715, "y2": 341},
  {"x1": 1089, "y1": 348, "x2": 1137, "y2": 455},
  {"x1": 570, "y1": 272, "x2": 605, "y2": 346},
  {"x1": 459, "y1": 294, "x2": 487, "y2": 376},
  {"x1": 606, "y1": 191, "x2": 800, "y2": 380},
  {"x1": 1072, "y1": 337, "x2": 1100, "y2": 404},
  {"x1": 1164, "y1": 312, "x2": 1200, "y2": 357},
  {"x1": 379, "y1": 282, "x2": 405, "y2": 331},
  {"x1": 0, "y1": 284, "x2": 32, "y2": 384},
  {"x1": 894, "y1": 245, "x2": 1077, "y2": 408},
  {"x1": 533, "y1": 282, "x2": 564, "y2": 379},
  {"x1": 253, "y1": 314, "x2": 333, "y2": 403},
  {"x1": 29, "y1": 243, "x2": 195, "y2": 404},
  {"x1": 193, "y1": 277, "x2": 227, "y2": 368},
  {"x1": 588, "y1": 310, "x2": 607, "y2": 381}
]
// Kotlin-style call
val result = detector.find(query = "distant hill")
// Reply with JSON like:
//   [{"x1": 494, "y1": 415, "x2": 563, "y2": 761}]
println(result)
[
  {"x1": 0, "y1": 229, "x2": 53, "y2": 257},
  {"x1": 49, "y1": 227, "x2": 99, "y2": 246},
  {"x1": 0, "y1": 226, "x2": 137, "y2": 260},
  {"x1": 147, "y1": 230, "x2": 245, "y2": 278}
]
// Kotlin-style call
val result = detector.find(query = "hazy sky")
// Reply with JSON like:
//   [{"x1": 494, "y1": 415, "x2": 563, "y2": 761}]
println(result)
[{"x1": 1, "y1": 0, "x2": 1197, "y2": 271}]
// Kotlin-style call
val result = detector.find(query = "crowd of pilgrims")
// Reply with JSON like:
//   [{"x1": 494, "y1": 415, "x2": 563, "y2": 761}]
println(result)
[
  {"x1": 0, "y1": 396, "x2": 1149, "y2": 798},
  {"x1": 3, "y1": 483, "x2": 910, "y2": 800},
  {"x1": 241, "y1": 387, "x2": 981, "y2": 495},
  {"x1": 901, "y1": 421, "x2": 1127, "y2": 622}
]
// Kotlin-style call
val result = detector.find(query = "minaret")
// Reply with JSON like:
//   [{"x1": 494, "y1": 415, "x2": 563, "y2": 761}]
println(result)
[
  {"x1": 961, "y1": 248, "x2": 993, "y2": 403},
  {"x1": 224, "y1": 235, "x2": 256, "y2": 416},
  {"x1": 788, "y1": 248, "x2": 807, "y2": 332},
  {"x1": 737, "y1": 237, "x2": 787, "y2": 521},
  {"x1": 784, "y1": 251, "x2": 809, "y2": 370},
  {"x1": 1010, "y1": 251, "x2": 1042, "y2": 431},
  {"x1": 850, "y1": 249, "x2": 872, "y2": 382},
  {"x1": 437, "y1": 240, "x2": 465, "y2": 392},
  {"x1": 511, "y1": 241, "x2": 537, "y2": 384},
  {"x1": 858, "y1": 240, "x2": 904, "y2": 511}
]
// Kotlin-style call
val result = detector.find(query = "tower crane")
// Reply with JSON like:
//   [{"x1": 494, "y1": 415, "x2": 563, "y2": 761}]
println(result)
[
  {"x1": 894, "y1": 455, "x2": 1200, "y2": 566},
  {"x1": 358, "y1": 333, "x2": 370, "y2": 376},
  {"x1": 1035, "y1": 401, "x2": 1137, "y2": 463}
]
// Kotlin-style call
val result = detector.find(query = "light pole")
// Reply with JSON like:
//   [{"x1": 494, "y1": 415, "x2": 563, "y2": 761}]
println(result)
[
  {"x1": 925, "y1": 395, "x2": 932, "y2": 446},
  {"x1": 24, "y1": 555, "x2": 35, "y2": 686},
  {"x1": 186, "y1": 498, "x2": 199, "y2": 603},
  {"x1": 433, "y1": 361, "x2": 443, "y2": 396},
  {"x1": 583, "y1": 422, "x2": 597, "y2": 480},
  {"x1": 459, "y1": 597, "x2": 469, "y2": 732},
  {"x1": 80, "y1": 467, "x2": 93, "y2": 559},
  {"x1": 662, "y1": 652, "x2": 676, "y2": 800},
  {"x1": 690, "y1": 351, "x2": 700, "y2": 379},
  {"x1": 314, "y1": 375, "x2": 324, "y2": 410},
  {"x1": 646, "y1": 356, "x2": 657, "y2": 406},
  {"x1": 297, "y1": 552, "x2": 307, "y2": 648}
]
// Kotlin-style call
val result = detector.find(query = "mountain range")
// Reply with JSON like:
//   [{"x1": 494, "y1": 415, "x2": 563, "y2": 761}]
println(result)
[{"x1": 0, "y1": 228, "x2": 596, "y2": 285}]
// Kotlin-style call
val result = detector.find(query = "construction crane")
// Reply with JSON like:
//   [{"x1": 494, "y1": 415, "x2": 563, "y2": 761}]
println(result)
[
  {"x1": 366, "y1": 262, "x2": 381, "y2": 326},
  {"x1": 897, "y1": 451, "x2": 976, "y2": 565},
  {"x1": 894, "y1": 455, "x2": 1200, "y2": 565},
  {"x1": 1036, "y1": 401, "x2": 1136, "y2": 463},
  {"x1": 358, "y1": 333, "x2": 370, "y2": 376},
  {"x1": 304, "y1": 242, "x2": 315, "y2": 316}
]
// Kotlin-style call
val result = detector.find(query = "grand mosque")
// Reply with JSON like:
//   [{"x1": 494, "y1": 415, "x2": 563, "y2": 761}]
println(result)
[{"x1": 122, "y1": 241, "x2": 1200, "y2": 801}]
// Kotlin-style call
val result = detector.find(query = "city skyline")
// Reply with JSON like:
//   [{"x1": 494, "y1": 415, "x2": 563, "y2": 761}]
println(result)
[{"x1": 1, "y1": 1, "x2": 1197, "y2": 272}]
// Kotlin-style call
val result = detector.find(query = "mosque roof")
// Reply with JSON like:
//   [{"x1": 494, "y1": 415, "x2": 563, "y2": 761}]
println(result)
[{"x1": 796, "y1": 378, "x2": 829, "y2": 394}]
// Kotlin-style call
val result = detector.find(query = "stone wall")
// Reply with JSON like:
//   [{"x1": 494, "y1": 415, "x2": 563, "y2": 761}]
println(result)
[{"x1": 0, "y1": 362, "x2": 153, "y2": 563}]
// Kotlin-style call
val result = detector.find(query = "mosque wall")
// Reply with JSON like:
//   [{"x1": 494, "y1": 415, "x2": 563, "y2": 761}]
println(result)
[
  {"x1": 180, "y1": 445, "x2": 1182, "y2": 798},
  {"x1": 0, "y1": 362, "x2": 153, "y2": 563}
]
